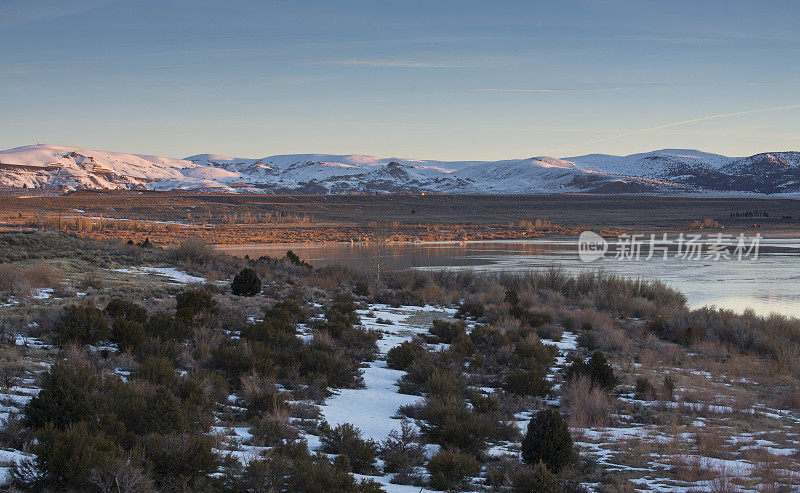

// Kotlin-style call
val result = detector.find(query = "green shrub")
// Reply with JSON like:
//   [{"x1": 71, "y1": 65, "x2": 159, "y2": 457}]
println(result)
[
  {"x1": 144, "y1": 313, "x2": 191, "y2": 342},
  {"x1": 380, "y1": 421, "x2": 426, "y2": 474},
  {"x1": 504, "y1": 289, "x2": 520, "y2": 306},
  {"x1": 104, "y1": 298, "x2": 148, "y2": 324},
  {"x1": 512, "y1": 461, "x2": 560, "y2": 493},
  {"x1": 424, "y1": 367, "x2": 466, "y2": 398},
  {"x1": 232, "y1": 268, "x2": 262, "y2": 296},
  {"x1": 240, "y1": 380, "x2": 288, "y2": 419},
  {"x1": 511, "y1": 339, "x2": 558, "y2": 371},
  {"x1": 337, "y1": 326, "x2": 381, "y2": 362},
  {"x1": 143, "y1": 387, "x2": 189, "y2": 434},
  {"x1": 266, "y1": 441, "x2": 377, "y2": 492},
  {"x1": 416, "y1": 396, "x2": 492, "y2": 455},
  {"x1": 301, "y1": 338, "x2": 362, "y2": 389},
  {"x1": 53, "y1": 304, "x2": 109, "y2": 345},
  {"x1": 386, "y1": 341, "x2": 427, "y2": 371},
  {"x1": 353, "y1": 281, "x2": 370, "y2": 296},
  {"x1": 397, "y1": 359, "x2": 437, "y2": 395},
  {"x1": 134, "y1": 356, "x2": 176, "y2": 386},
  {"x1": 470, "y1": 325, "x2": 510, "y2": 351},
  {"x1": 14, "y1": 422, "x2": 120, "y2": 490},
  {"x1": 241, "y1": 320, "x2": 302, "y2": 355},
  {"x1": 319, "y1": 422, "x2": 379, "y2": 475},
  {"x1": 317, "y1": 294, "x2": 360, "y2": 338},
  {"x1": 175, "y1": 289, "x2": 219, "y2": 323},
  {"x1": 110, "y1": 317, "x2": 145, "y2": 352},
  {"x1": 521, "y1": 409, "x2": 573, "y2": 474},
  {"x1": 144, "y1": 432, "x2": 218, "y2": 487},
  {"x1": 564, "y1": 351, "x2": 617, "y2": 391},
  {"x1": 249, "y1": 413, "x2": 299, "y2": 447},
  {"x1": 210, "y1": 342, "x2": 258, "y2": 382},
  {"x1": 456, "y1": 301, "x2": 485, "y2": 320},
  {"x1": 426, "y1": 449, "x2": 480, "y2": 491},
  {"x1": 428, "y1": 320, "x2": 466, "y2": 344},
  {"x1": 286, "y1": 250, "x2": 311, "y2": 268},
  {"x1": 450, "y1": 332, "x2": 476, "y2": 357},
  {"x1": 133, "y1": 336, "x2": 182, "y2": 363},
  {"x1": 24, "y1": 362, "x2": 98, "y2": 430},
  {"x1": 502, "y1": 369, "x2": 552, "y2": 397},
  {"x1": 510, "y1": 305, "x2": 552, "y2": 328}
]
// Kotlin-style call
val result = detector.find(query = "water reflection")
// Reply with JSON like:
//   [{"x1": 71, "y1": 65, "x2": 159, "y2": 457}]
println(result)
[{"x1": 218, "y1": 239, "x2": 800, "y2": 318}]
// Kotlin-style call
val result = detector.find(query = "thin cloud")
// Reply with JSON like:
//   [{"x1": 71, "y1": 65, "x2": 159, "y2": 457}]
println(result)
[
  {"x1": 310, "y1": 56, "x2": 532, "y2": 69},
  {"x1": 545, "y1": 104, "x2": 800, "y2": 154},
  {"x1": 315, "y1": 59, "x2": 466, "y2": 68},
  {"x1": 473, "y1": 87, "x2": 632, "y2": 93}
]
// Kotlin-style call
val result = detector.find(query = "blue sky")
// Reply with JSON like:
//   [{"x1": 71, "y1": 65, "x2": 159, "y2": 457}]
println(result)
[{"x1": 2, "y1": 0, "x2": 799, "y2": 160}]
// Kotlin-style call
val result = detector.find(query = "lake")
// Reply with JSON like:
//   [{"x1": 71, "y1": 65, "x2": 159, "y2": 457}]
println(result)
[{"x1": 218, "y1": 236, "x2": 800, "y2": 318}]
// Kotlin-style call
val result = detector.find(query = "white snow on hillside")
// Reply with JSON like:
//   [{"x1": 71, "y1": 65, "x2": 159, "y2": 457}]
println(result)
[{"x1": 2, "y1": 144, "x2": 800, "y2": 195}]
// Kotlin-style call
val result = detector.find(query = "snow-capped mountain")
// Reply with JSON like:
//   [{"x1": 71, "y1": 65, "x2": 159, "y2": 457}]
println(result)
[{"x1": 1, "y1": 144, "x2": 799, "y2": 195}]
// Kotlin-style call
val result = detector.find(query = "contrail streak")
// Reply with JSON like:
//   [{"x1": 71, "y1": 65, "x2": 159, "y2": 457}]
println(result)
[{"x1": 545, "y1": 104, "x2": 800, "y2": 155}]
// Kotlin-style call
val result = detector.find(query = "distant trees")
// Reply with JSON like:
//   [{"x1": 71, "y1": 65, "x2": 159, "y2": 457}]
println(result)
[{"x1": 231, "y1": 268, "x2": 261, "y2": 296}]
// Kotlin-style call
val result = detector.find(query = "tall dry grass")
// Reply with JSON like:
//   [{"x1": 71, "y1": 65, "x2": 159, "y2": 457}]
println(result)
[
  {"x1": 562, "y1": 375, "x2": 614, "y2": 428},
  {"x1": 0, "y1": 263, "x2": 62, "y2": 296}
]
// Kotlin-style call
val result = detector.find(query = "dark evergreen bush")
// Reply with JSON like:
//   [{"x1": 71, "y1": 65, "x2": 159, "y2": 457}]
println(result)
[
  {"x1": 511, "y1": 339, "x2": 558, "y2": 372},
  {"x1": 503, "y1": 369, "x2": 552, "y2": 397},
  {"x1": 110, "y1": 317, "x2": 145, "y2": 352},
  {"x1": 285, "y1": 250, "x2": 311, "y2": 268},
  {"x1": 53, "y1": 304, "x2": 109, "y2": 345},
  {"x1": 428, "y1": 319, "x2": 466, "y2": 343},
  {"x1": 104, "y1": 298, "x2": 148, "y2": 324},
  {"x1": 231, "y1": 267, "x2": 262, "y2": 296},
  {"x1": 134, "y1": 356, "x2": 176, "y2": 386},
  {"x1": 521, "y1": 409, "x2": 573, "y2": 474},
  {"x1": 510, "y1": 305, "x2": 552, "y2": 328},
  {"x1": 144, "y1": 432, "x2": 218, "y2": 487},
  {"x1": 144, "y1": 313, "x2": 191, "y2": 342},
  {"x1": 300, "y1": 337, "x2": 362, "y2": 389},
  {"x1": 416, "y1": 396, "x2": 492, "y2": 455},
  {"x1": 133, "y1": 336, "x2": 182, "y2": 364},
  {"x1": 386, "y1": 341, "x2": 426, "y2": 371},
  {"x1": 564, "y1": 351, "x2": 617, "y2": 391},
  {"x1": 317, "y1": 294, "x2": 360, "y2": 338},
  {"x1": 504, "y1": 288, "x2": 520, "y2": 306},
  {"x1": 353, "y1": 281, "x2": 370, "y2": 296},
  {"x1": 14, "y1": 422, "x2": 120, "y2": 490},
  {"x1": 470, "y1": 325, "x2": 510, "y2": 352},
  {"x1": 23, "y1": 362, "x2": 98, "y2": 430},
  {"x1": 455, "y1": 301, "x2": 485, "y2": 320},
  {"x1": 175, "y1": 289, "x2": 219, "y2": 323},
  {"x1": 426, "y1": 449, "x2": 480, "y2": 491}
]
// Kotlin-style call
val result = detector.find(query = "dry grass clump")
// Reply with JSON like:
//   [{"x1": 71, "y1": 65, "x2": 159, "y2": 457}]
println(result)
[
  {"x1": 562, "y1": 375, "x2": 614, "y2": 428},
  {"x1": 650, "y1": 306, "x2": 800, "y2": 378},
  {"x1": 775, "y1": 387, "x2": 800, "y2": 410},
  {"x1": 693, "y1": 425, "x2": 729, "y2": 459},
  {"x1": 0, "y1": 263, "x2": 62, "y2": 296}
]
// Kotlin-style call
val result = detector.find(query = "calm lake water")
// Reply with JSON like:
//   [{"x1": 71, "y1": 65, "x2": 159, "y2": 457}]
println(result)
[{"x1": 218, "y1": 238, "x2": 800, "y2": 318}]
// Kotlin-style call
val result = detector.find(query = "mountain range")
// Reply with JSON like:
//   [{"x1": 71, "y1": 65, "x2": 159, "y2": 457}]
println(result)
[{"x1": 1, "y1": 144, "x2": 799, "y2": 196}]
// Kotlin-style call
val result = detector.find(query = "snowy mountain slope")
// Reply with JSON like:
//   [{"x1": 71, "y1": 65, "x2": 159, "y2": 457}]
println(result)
[{"x1": 1, "y1": 144, "x2": 799, "y2": 195}]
